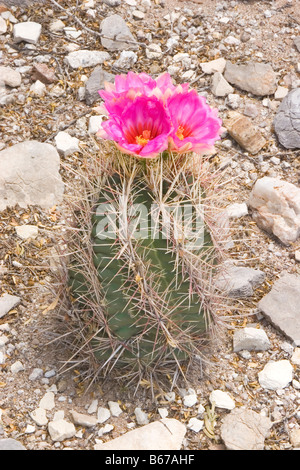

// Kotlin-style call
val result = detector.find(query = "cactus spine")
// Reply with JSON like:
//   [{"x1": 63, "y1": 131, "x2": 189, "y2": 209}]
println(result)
[{"x1": 65, "y1": 147, "x2": 227, "y2": 385}]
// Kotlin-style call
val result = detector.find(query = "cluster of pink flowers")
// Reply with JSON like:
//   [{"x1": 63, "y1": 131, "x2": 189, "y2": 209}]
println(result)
[{"x1": 97, "y1": 72, "x2": 222, "y2": 159}]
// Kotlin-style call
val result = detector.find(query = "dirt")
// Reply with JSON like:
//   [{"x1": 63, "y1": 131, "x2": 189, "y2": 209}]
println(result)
[{"x1": 0, "y1": 0, "x2": 300, "y2": 451}]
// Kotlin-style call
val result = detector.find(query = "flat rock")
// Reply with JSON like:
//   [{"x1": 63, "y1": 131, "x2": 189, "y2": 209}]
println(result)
[
  {"x1": 258, "y1": 273, "x2": 300, "y2": 346},
  {"x1": 0, "y1": 66, "x2": 21, "y2": 87},
  {"x1": 0, "y1": 293, "x2": 21, "y2": 318},
  {"x1": 209, "y1": 390, "x2": 235, "y2": 410},
  {"x1": 233, "y1": 327, "x2": 271, "y2": 352},
  {"x1": 258, "y1": 360, "x2": 293, "y2": 390},
  {"x1": 0, "y1": 141, "x2": 64, "y2": 212},
  {"x1": 220, "y1": 408, "x2": 272, "y2": 450},
  {"x1": 273, "y1": 88, "x2": 300, "y2": 149},
  {"x1": 48, "y1": 419, "x2": 76, "y2": 442},
  {"x1": 54, "y1": 131, "x2": 80, "y2": 157},
  {"x1": 200, "y1": 57, "x2": 226, "y2": 74},
  {"x1": 100, "y1": 14, "x2": 138, "y2": 51},
  {"x1": 70, "y1": 410, "x2": 98, "y2": 427},
  {"x1": 65, "y1": 50, "x2": 110, "y2": 69},
  {"x1": 0, "y1": 438, "x2": 26, "y2": 450},
  {"x1": 85, "y1": 66, "x2": 115, "y2": 105},
  {"x1": 248, "y1": 177, "x2": 300, "y2": 245},
  {"x1": 94, "y1": 418, "x2": 186, "y2": 450},
  {"x1": 211, "y1": 72, "x2": 234, "y2": 97},
  {"x1": 15, "y1": 224, "x2": 38, "y2": 240},
  {"x1": 224, "y1": 61, "x2": 277, "y2": 96},
  {"x1": 215, "y1": 264, "x2": 265, "y2": 298},
  {"x1": 224, "y1": 111, "x2": 266, "y2": 154},
  {"x1": 32, "y1": 63, "x2": 57, "y2": 84},
  {"x1": 13, "y1": 21, "x2": 42, "y2": 44}
]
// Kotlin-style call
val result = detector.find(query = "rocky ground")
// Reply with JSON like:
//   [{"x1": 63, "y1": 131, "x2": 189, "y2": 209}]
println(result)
[{"x1": 1, "y1": 0, "x2": 300, "y2": 451}]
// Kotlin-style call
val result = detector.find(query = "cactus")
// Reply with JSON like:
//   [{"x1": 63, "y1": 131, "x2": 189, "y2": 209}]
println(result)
[{"x1": 61, "y1": 72, "x2": 229, "y2": 386}]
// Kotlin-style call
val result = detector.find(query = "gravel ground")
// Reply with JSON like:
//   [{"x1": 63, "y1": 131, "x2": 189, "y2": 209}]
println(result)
[{"x1": 0, "y1": 0, "x2": 300, "y2": 451}]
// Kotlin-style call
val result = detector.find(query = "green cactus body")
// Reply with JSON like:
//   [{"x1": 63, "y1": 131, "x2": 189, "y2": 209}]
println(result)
[{"x1": 69, "y1": 163, "x2": 217, "y2": 371}]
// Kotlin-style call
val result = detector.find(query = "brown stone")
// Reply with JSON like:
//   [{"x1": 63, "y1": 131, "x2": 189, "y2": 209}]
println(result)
[
  {"x1": 224, "y1": 111, "x2": 266, "y2": 154},
  {"x1": 32, "y1": 63, "x2": 57, "y2": 84}
]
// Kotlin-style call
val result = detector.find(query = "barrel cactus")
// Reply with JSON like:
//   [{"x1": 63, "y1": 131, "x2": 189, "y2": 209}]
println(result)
[{"x1": 64, "y1": 72, "x2": 228, "y2": 386}]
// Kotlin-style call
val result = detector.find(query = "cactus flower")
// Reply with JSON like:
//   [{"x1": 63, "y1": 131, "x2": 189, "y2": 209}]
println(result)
[
  {"x1": 167, "y1": 90, "x2": 222, "y2": 155},
  {"x1": 99, "y1": 96, "x2": 172, "y2": 159}
]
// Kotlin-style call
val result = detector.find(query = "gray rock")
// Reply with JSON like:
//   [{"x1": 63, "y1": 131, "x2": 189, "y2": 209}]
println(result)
[
  {"x1": 273, "y1": 88, "x2": 300, "y2": 149},
  {"x1": 233, "y1": 327, "x2": 271, "y2": 352},
  {"x1": 114, "y1": 50, "x2": 138, "y2": 69},
  {"x1": 0, "y1": 438, "x2": 26, "y2": 450},
  {"x1": 224, "y1": 61, "x2": 277, "y2": 96},
  {"x1": 0, "y1": 294, "x2": 21, "y2": 319},
  {"x1": 215, "y1": 264, "x2": 265, "y2": 298},
  {"x1": 134, "y1": 407, "x2": 149, "y2": 425},
  {"x1": 220, "y1": 408, "x2": 272, "y2": 450},
  {"x1": 70, "y1": 410, "x2": 98, "y2": 427},
  {"x1": 258, "y1": 273, "x2": 300, "y2": 346},
  {"x1": 100, "y1": 14, "x2": 138, "y2": 51},
  {"x1": 248, "y1": 177, "x2": 300, "y2": 245},
  {"x1": 0, "y1": 141, "x2": 64, "y2": 212},
  {"x1": 294, "y1": 37, "x2": 300, "y2": 53},
  {"x1": 65, "y1": 50, "x2": 110, "y2": 69},
  {"x1": 94, "y1": 418, "x2": 186, "y2": 450},
  {"x1": 85, "y1": 66, "x2": 115, "y2": 105}
]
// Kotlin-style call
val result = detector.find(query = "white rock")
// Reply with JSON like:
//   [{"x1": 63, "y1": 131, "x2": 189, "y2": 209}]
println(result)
[
  {"x1": 97, "y1": 407, "x2": 111, "y2": 424},
  {"x1": 291, "y1": 348, "x2": 300, "y2": 366},
  {"x1": 15, "y1": 225, "x2": 38, "y2": 240},
  {"x1": 227, "y1": 93, "x2": 240, "y2": 109},
  {"x1": 98, "y1": 423, "x2": 114, "y2": 436},
  {"x1": 29, "y1": 368, "x2": 43, "y2": 381},
  {"x1": 13, "y1": 22, "x2": 42, "y2": 45},
  {"x1": 54, "y1": 131, "x2": 80, "y2": 157},
  {"x1": 0, "y1": 66, "x2": 21, "y2": 88},
  {"x1": 134, "y1": 407, "x2": 149, "y2": 425},
  {"x1": 113, "y1": 50, "x2": 137, "y2": 69},
  {"x1": 30, "y1": 408, "x2": 48, "y2": 426},
  {"x1": 187, "y1": 417, "x2": 204, "y2": 432},
  {"x1": 39, "y1": 391, "x2": 55, "y2": 411},
  {"x1": 65, "y1": 50, "x2": 110, "y2": 69},
  {"x1": 64, "y1": 27, "x2": 82, "y2": 40},
  {"x1": 108, "y1": 401, "x2": 123, "y2": 417},
  {"x1": 49, "y1": 19, "x2": 65, "y2": 33},
  {"x1": 87, "y1": 399, "x2": 98, "y2": 414},
  {"x1": 30, "y1": 80, "x2": 46, "y2": 97},
  {"x1": 233, "y1": 327, "x2": 271, "y2": 352},
  {"x1": 88, "y1": 116, "x2": 105, "y2": 134},
  {"x1": 158, "y1": 408, "x2": 168, "y2": 419},
  {"x1": 70, "y1": 410, "x2": 98, "y2": 427},
  {"x1": 200, "y1": 58, "x2": 226, "y2": 75},
  {"x1": 224, "y1": 35, "x2": 241, "y2": 46},
  {"x1": 94, "y1": 418, "x2": 186, "y2": 450},
  {"x1": 132, "y1": 10, "x2": 145, "y2": 20},
  {"x1": 209, "y1": 390, "x2": 235, "y2": 410},
  {"x1": 248, "y1": 177, "x2": 300, "y2": 245},
  {"x1": 146, "y1": 43, "x2": 162, "y2": 59},
  {"x1": 183, "y1": 392, "x2": 197, "y2": 407},
  {"x1": 25, "y1": 424, "x2": 35, "y2": 434},
  {"x1": 226, "y1": 202, "x2": 248, "y2": 219},
  {"x1": 274, "y1": 86, "x2": 288, "y2": 100},
  {"x1": 258, "y1": 360, "x2": 293, "y2": 390},
  {"x1": 211, "y1": 72, "x2": 234, "y2": 97},
  {"x1": 0, "y1": 141, "x2": 64, "y2": 211},
  {"x1": 0, "y1": 294, "x2": 21, "y2": 319},
  {"x1": 48, "y1": 419, "x2": 76, "y2": 442},
  {"x1": 10, "y1": 360, "x2": 25, "y2": 374},
  {"x1": 0, "y1": 17, "x2": 7, "y2": 35}
]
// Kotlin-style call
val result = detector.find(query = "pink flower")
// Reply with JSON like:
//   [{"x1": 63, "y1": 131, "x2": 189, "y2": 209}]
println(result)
[
  {"x1": 99, "y1": 96, "x2": 172, "y2": 159},
  {"x1": 166, "y1": 90, "x2": 222, "y2": 155},
  {"x1": 98, "y1": 72, "x2": 187, "y2": 115}
]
